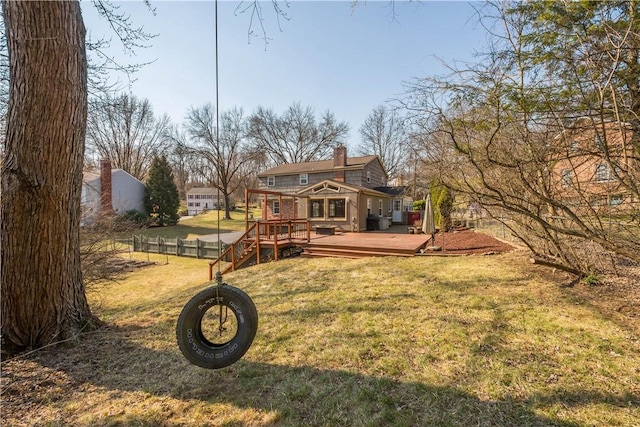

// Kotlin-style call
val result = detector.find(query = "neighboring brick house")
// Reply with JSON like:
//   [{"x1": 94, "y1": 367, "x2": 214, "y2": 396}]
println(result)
[
  {"x1": 551, "y1": 119, "x2": 639, "y2": 213},
  {"x1": 256, "y1": 146, "x2": 413, "y2": 231},
  {"x1": 186, "y1": 187, "x2": 224, "y2": 216}
]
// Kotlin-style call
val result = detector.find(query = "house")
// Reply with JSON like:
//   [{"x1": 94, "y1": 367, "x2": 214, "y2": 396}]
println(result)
[
  {"x1": 551, "y1": 118, "x2": 639, "y2": 213},
  {"x1": 256, "y1": 146, "x2": 414, "y2": 231},
  {"x1": 81, "y1": 159, "x2": 145, "y2": 225},
  {"x1": 186, "y1": 187, "x2": 225, "y2": 216}
]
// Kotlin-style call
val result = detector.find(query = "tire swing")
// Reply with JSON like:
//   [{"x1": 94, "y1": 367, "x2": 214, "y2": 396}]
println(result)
[
  {"x1": 176, "y1": 0, "x2": 257, "y2": 369},
  {"x1": 176, "y1": 272, "x2": 258, "y2": 369}
]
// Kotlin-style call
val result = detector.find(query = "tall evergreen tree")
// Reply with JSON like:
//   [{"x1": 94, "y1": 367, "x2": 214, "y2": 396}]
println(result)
[{"x1": 144, "y1": 155, "x2": 179, "y2": 226}]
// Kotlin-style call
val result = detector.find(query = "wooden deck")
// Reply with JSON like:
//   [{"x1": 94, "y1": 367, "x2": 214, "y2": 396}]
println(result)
[
  {"x1": 210, "y1": 221, "x2": 433, "y2": 275},
  {"x1": 302, "y1": 228, "x2": 432, "y2": 258}
]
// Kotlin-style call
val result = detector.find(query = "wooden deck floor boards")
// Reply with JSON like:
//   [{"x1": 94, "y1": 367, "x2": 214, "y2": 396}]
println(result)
[
  {"x1": 307, "y1": 231, "x2": 431, "y2": 253},
  {"x1": 305, "y1": 232, "x2": 431, "y2": 258}
]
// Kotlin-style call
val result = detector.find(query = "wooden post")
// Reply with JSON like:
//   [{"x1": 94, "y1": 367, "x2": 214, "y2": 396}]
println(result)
[
  {"x1": 256, "y1": 228, "x2": 261, "y2": 265},
  {"x1": 244, "y1": 188, "x2": 249, "y2": 231},
  {"x1": 230, "y1": 242, "x2": 236, "y2": 272},
  {"x1": 273, "y1": 228, "x2": 279, "y2": 262}
]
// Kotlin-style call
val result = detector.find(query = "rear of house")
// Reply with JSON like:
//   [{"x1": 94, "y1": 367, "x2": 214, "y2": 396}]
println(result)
[{"x1": 255, "y1": 146, "x2": 414, "y2": 231}]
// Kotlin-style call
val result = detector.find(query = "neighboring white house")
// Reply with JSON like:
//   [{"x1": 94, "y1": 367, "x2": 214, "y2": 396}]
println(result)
[
  {"x1": 186, "y1": 187, "x2": 224, "y2": 216},
  {"x1": 81, "y1": 159, "x2": 145, "y2": 225}
]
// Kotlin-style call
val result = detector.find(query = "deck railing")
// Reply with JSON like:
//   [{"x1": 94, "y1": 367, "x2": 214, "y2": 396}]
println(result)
[{"x1": 209, "y1": 219, "x2": 311, "y2": 277}]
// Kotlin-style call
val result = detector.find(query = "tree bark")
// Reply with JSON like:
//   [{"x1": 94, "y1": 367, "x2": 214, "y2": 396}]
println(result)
[{"x1": 1, "y1": 1, "x2": 93, "y2": 354}]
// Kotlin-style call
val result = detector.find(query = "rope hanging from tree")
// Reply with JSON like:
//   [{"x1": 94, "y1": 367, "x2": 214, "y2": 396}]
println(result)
[{"x1": 175, "y1": 0, "x2": 258, "y2": 369}]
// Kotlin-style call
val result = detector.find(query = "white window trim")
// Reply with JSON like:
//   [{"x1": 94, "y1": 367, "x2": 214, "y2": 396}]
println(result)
[
  {"x1": 595, "y1": 163, "x2": 613, "y2": 183},
  {"x1": 299, "y1": 173, "x2": 308, "y2": 185},
  {"x1": 267, "y1": 176, "x2": 275, "y2": 186}
]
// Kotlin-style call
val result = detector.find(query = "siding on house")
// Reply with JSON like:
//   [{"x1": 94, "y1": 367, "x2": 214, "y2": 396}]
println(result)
[
  {"x1": 186, "y1": 187, "x2": 224, "y2": 216},
  {"x1": 257, "y1": 147, "x2": 387, "y2": 193},
  {"x1": 81, "y1": 168, "x2": 145, "y2": 225},
  {"x1": 256, "y1": 146, "x2": 411, "y2": 230}
]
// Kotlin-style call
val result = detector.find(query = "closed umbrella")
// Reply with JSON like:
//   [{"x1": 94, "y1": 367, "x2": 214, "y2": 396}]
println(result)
[{"x1": 421, "y1": 193, "x2": 436, "y2": 244}]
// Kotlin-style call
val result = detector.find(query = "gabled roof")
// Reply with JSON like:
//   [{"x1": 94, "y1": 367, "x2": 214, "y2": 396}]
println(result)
[
  {"x1": 187, "y1": 187, "x2": 218, "y2": 195},
  {"x1": 297, "y1": 179, "x2": 392, "y2": 198},
  {"x1": 374, "y1": 186, "x2": 412, "y2": 197},
  {"x1": 257, "y1": 155, "x2": 382, "y2": 177},
  {"x1": 82, "y1": 168, "x2": 142, "y2": 185}
]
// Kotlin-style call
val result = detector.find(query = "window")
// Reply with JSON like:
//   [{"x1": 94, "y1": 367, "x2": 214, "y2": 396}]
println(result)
[
  {"x1": 594, "y1": 132, "x2": 606, "y2": 149},
  {"x1": 273, "y1": 200, "x2": 280, "y2": 215},
  {"x1": 188, "y1": 194, "x2": 193, "y2": 199},
  {"x1": 328, "y1": 199, "x2": 346, "y2": 219},
  {"x1": 393, "y1": 200, "x2": 402, "y2": 211},
  {"x1": 561, "y1": 169, "x2": 573, "y2": 187},
  {"x1": 610, "y1": 195, "x2": 623, "y2": 206},
  {"x1": 570, "y1": 140, "x2": 580, "y2": 152},
  {"x1": 595, "y1": 163, "x2": 613, "y2": 182},
  {"x1": 366, "y1": 171, "x2": 371, "y2": 183},
  {"x1": 267, "y1": 176, "x2": 275, "y2": 186},
  {"x1": 310, "y1": 199, "x2": 324, "y2": 218},
  {"x1": 299, "y1": 174, "x2": 308, "y2": 185},
  {"x1": 378, "y1": 200, "x2": 383, "y2": 215}
]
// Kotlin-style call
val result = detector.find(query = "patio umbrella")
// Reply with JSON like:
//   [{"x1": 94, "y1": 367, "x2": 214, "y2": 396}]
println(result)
[{"x1": 421, "y1": 193, "x2": 436, "y2": 244}]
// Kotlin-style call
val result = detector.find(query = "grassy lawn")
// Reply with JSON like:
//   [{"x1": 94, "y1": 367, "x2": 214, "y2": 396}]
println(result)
[
  {"x1": 128, "y1": 207, "x2": 261, "y2": 240},
  {"x1": 2, "y1": 251, "x2": 639, "y2": 426}
]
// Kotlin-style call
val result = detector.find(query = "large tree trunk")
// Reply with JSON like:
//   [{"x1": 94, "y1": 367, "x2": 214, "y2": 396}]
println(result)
[{"x1": 1, "y1": 1, "x2": 93, "y2": 355}]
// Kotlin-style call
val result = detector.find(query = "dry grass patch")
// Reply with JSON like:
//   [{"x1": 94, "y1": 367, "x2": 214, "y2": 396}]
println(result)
[
  {"x1": 129, "y1": 208, "x2": 261, "y2": 240},
  {"x1": 2, "y1": 251, "x2": 639, "y2": 426}
]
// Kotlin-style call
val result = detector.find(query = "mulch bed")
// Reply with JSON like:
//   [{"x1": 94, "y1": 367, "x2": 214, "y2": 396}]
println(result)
[{"x1": 423, "y1": 228, "x2": 515, "y2": 255}]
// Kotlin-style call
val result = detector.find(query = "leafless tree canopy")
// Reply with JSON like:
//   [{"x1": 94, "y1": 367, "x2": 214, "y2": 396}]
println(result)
[
  {"x1": 357, "y1": 105, "x2": 409, "y2": 180},
  {"x1": 404, "y1": 1, "x2": 640, "y2": 276},
  {"x1": 165, "y1": 126, "x2": 193, "y2": 201},
  {"x1": 0, "y1": 1, "x2": 157, "y2": 152},
  {"x1": 86, "y1": 93, "x2": 171, "y2": 180},
  {"x1": 247, "y1": 102, "x2": 349, "y2": 166},
  {"x1": 185, "y1": 104, "x2": 261, "y2": 219}
]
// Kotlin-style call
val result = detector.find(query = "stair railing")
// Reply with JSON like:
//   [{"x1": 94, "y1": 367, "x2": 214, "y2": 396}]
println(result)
[{"x1": 208, "y1": 219, "x2": 311, "y2": 278}]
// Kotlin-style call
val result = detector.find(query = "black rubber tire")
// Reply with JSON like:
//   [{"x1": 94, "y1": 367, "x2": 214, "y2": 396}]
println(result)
[{"x1": 176, "y1": 285, "x2": 258, "y2": 369}]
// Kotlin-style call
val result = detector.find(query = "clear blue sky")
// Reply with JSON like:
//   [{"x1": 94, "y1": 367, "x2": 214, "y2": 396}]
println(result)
[{"x1": 81, "y1": 0, "x2": 486, "y2": 146}]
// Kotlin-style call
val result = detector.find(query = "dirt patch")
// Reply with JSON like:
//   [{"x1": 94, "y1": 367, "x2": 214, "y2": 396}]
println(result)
[{"x1": 425, "y1": 228, "x2": 514, "y2": 255}]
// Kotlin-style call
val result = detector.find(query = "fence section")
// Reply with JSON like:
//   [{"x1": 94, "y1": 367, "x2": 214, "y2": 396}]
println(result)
[{"x1": 132, "y1": 235, "x2": 226, "y2": 260}]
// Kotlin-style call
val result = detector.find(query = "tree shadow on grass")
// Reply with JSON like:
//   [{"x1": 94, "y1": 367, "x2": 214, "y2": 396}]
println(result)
[{"x1": 3, "y1": 324, "x2": 638, "y2": 427}]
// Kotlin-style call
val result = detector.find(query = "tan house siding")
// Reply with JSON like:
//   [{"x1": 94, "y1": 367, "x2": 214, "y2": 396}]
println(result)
[
  {"x1": 255, "y1": 146, "x2": 408, "y2": 230},
  {"x1": 258, "y1": 171, "x2": 334, "y2": 194}
]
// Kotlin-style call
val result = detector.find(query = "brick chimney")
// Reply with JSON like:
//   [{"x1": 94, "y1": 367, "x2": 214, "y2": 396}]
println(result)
[
  {"x1": 333, "y1": 145, "x2": 347, "y2": 182},
  {"x1": 100, "y1": 159, "x2": 113, "y2": 213}
]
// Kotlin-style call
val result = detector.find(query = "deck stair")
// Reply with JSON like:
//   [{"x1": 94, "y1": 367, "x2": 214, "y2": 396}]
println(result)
[
  {"x1": 301, "y1": 242, "x2": 419, "y2": 258},
  {"x1": 209, "y1": 219, "x2": 311, "y2": 276},
  {"x1": 299, "y1": 228, "x2": 431, "y2": 259}
]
